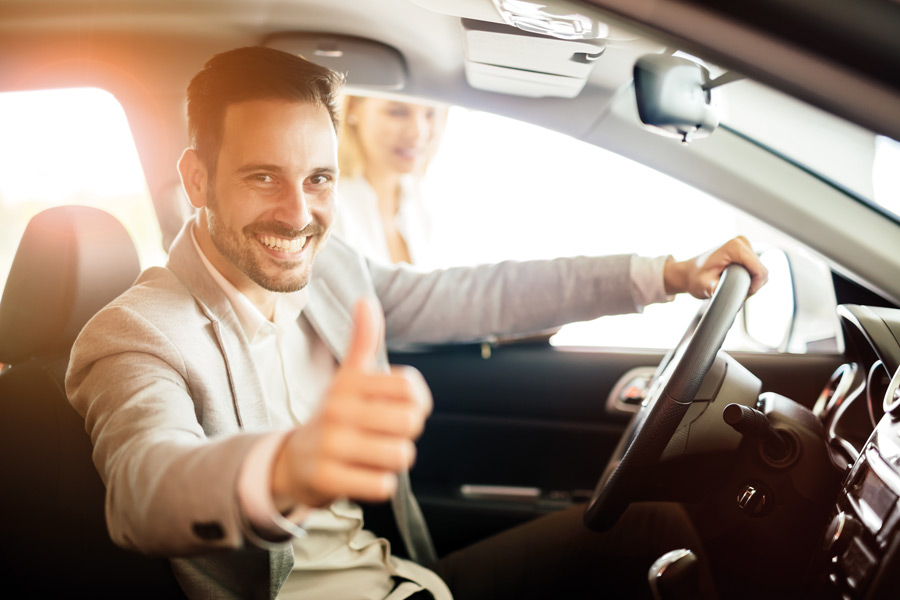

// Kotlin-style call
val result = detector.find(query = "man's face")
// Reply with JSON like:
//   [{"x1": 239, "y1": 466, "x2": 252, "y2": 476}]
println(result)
[{"x1": 200, "y1": 99, "x2": 338, "y2": 296}]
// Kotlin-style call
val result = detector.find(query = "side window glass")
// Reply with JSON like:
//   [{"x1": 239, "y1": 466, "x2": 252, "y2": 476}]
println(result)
[
  {"x1": 873, "y1": 135, "x2": 900, "y2": 218},
  {"x1": 422, "y1": 107, "x2": 840, "y2": 353},
  {"x1": 0, "y1": 87, "x2": 165, "y2": 291}
]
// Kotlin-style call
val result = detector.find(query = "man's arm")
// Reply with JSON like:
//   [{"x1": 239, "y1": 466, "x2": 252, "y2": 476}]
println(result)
[
  {"x1": 364, "y1": 236, "x2": 765, "y2": 347},
  {"x1": 368, "y1": 253, "x2": 639, "y2": 346},
  {"x1": 67, "y1": 304, "x2": 269, "y2": 556}
]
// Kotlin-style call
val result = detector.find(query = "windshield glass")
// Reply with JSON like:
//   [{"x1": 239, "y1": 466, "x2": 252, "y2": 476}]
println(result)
[{"x1": 719, "y1": 79, "x2": 900, "y2": 221}]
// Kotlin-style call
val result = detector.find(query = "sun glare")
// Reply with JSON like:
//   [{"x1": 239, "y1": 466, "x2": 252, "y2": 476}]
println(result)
[
  {"x1": 0, "y1": 88, "x2": 148, "y2": 202},
  {"x1": 0, "y1": 87, "x2": 164, "y2": 288}
]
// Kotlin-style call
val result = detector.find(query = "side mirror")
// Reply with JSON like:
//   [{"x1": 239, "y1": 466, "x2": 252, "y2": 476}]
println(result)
[
  {"x1": 743, "y1": 249, "x2": 795, "y2": 351},
  {"x1": 633, "y1": 54, "x2": 719, "y2": 143}
]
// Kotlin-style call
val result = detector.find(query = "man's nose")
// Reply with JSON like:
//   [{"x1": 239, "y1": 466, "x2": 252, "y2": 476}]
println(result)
[{"x1": 275, "y1": 183, "x2": 313, "y2": 231}]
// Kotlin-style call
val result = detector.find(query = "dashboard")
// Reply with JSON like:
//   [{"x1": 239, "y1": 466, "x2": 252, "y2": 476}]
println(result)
[{"x1": 814, "y1": 304, "x2": 900, "y2": 599}]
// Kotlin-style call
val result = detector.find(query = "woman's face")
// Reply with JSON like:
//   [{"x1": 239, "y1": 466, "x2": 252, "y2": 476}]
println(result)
[{"x1": 349, "y1": 98, "x2": 444, "y2": 176}]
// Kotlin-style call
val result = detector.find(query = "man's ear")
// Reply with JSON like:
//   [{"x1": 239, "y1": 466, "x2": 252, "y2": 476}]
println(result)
[{"x1": 177, "y1": 148, "x2": 209, "y2": 209}]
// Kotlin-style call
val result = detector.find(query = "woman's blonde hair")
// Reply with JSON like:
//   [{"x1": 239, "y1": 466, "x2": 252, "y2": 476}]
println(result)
[{"x1": 338, "y1": 95, "x2": 448, "y2": 179}]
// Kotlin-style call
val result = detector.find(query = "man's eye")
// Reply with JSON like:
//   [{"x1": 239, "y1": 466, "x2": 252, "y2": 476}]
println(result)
[
  {"x1": 309, "y1": 174, "x2": 332, "y2": 185},
  {"x1": 253, "y1": 174, "x2": 275, "y2": 184}
]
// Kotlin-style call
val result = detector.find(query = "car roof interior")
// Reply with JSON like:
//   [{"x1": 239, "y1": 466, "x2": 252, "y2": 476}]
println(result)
[
  {"x1": 4, "y1": 1, "x2": 892, "y2": 311},
  {"x1": 2, "y1": 0, "x2": 897, "y2": 303}
]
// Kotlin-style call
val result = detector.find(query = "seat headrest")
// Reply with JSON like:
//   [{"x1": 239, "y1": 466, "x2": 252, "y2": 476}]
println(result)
[{"x1": 0, "y1": 206, "x2": 141, "y2": 364}]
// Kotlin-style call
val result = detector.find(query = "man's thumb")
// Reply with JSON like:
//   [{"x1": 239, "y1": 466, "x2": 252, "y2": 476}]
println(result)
[{"x1": 343, "y1": 296, "x2": 384, "y2": 370}]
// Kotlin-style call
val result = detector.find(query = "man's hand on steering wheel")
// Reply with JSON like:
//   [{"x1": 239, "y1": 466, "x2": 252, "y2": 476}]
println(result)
[{"x1": 663, "y1": 236, "x2": 768, "y2": 299}]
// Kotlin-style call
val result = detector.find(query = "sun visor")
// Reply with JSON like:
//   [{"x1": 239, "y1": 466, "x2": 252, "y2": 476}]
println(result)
[
  {"x1": 465, "y1": 62, "x2": 588, "y2": 98},
  {"x1": 460, "y1": 18, "x2": 604, "y2": 98},
  {"x1": 265, "y1": 33, "x2": 406, "y2": 90}
]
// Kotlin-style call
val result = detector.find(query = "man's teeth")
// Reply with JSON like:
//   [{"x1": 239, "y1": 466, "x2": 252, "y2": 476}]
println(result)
[{"x1": 261, "y1": 235, "x2": 306, "y2": 253}]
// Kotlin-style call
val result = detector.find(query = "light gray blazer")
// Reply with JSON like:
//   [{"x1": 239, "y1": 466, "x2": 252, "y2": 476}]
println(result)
[{"x1": 66, "y1": 220, "x2": 640, "y2": 599}]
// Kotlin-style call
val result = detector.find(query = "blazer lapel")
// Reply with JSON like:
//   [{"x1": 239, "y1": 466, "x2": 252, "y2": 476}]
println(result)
[
  {"x1": 304, "y1": 276, "x2": 354, "y2": 364},
  {"x1": 166, "y1": 221, "x2": 270, "y2": 431},
  {"x1": 303, "y1": 247, "x2": 389, "y2": 371},
  {"x1": 208, "y1": 313, "x2": 270, "y2": 431}
]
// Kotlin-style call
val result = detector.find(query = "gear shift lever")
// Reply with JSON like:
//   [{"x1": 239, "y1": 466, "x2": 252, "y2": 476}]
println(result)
[{"x1": 648, "y1": 548, "x2": 699, "y2": 600}]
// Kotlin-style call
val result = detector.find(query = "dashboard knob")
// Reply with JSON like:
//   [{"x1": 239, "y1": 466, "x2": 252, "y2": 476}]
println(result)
[
  {"x1": 823, "y1": 511, "x2": 862, "y2": 556},
  {"x1": 737, "y1": 484, "x2": 769, "y2": 516},
  {"x1": 648, "y1": 548, "x2": 699, "y2": 600}
]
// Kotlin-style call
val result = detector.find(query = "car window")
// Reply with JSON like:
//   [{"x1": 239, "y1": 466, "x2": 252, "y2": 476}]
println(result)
[
  {"x1": 720, "y1": 80, "x2": 900, "y2": 222},
  {"x1": 421, "y1": 107, "x2": 840, "y2": 353},
  {"x1": 873, "y1": 135, "x2": 900, "y2": 218},
  {"x1": 0, "y1": 87, "x2": 165, "y2": 291}
]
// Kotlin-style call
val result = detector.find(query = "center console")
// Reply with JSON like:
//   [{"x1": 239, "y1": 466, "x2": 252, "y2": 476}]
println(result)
[{"x1": 818, "y1": 368, "x2": 900, "y2": 599}]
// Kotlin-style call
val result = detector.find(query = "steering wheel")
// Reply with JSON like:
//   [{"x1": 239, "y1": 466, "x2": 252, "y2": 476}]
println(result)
[{"x1": 584, "y1": 264, "x2": 752, "y2": 531}]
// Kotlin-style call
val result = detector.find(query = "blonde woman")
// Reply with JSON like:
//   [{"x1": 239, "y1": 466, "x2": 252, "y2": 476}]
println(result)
[{"x1": 336, "y1": 96, "x2": 448, "y2": 265}]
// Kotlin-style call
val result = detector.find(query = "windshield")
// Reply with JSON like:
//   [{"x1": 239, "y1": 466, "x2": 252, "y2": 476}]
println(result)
[{"x1": 719, "y1": 79, "x2": 900, "y2": 221}]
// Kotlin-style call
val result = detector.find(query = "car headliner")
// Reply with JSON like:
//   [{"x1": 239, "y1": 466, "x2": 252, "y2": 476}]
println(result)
[{"x1": 0, "y1": 0, "x2": 898, "y2": 303}]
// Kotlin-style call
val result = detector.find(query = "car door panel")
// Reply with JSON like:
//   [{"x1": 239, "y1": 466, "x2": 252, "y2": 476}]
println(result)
[
  {"x1": 390, "y1": 342, "x2": 843, "y2": 554},
  {"x1": 392, "y1": 343, "x2": 658, "y2": 553}
]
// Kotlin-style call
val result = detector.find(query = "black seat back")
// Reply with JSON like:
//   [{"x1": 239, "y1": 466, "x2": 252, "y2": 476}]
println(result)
[{"x1": 0, "y1": 206, "x2": 186, "y2": 598}]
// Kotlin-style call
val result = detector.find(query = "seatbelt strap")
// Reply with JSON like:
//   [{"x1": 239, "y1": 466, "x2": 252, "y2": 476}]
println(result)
[{"x1": 392, "y1": 469, "x2": 437, "y2": 565}]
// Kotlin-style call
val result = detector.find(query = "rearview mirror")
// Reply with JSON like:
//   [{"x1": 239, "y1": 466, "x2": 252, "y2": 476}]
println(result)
[{"x1": 633, "y1": 54, "x2": 718, "y2": 143}]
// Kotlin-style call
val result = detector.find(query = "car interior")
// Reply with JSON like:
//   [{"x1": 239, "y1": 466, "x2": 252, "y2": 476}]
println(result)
[{"x1": 0, "y1": 0, "x2": 899, "y2": 599}]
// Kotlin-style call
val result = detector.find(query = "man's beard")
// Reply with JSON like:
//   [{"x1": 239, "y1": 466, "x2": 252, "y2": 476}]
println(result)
[{"x1": 205, "y1": 191, "x2": 324, "y2": 293}]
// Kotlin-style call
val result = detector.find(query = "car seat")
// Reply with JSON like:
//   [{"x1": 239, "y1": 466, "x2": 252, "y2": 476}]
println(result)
[{"x1": 0, "y1": 206, "x2": 186, "y2": 598}]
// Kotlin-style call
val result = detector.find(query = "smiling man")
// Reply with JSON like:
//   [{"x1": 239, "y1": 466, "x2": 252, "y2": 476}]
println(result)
[{"x1": 67, "y1": 46, "x2": 766, "y2": 599}]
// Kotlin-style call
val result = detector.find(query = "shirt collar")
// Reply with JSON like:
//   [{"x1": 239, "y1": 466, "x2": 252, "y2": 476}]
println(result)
[{"x1": 190, "y1": 224, "x2": 307, "y2": 341}]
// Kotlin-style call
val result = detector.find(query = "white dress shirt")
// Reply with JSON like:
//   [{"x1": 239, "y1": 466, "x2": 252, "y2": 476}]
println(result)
[{"x1": 335, "y1": 175, "x2": 433, "y2": 266}]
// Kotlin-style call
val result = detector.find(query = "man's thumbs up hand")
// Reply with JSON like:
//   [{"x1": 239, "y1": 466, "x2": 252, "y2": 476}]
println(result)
[
  {"x1": 272, "y1": 297, "x2": 433, "y2": 509},
  {"x1": 342, "y1": 296, "x2": 383, "y2": 372}
]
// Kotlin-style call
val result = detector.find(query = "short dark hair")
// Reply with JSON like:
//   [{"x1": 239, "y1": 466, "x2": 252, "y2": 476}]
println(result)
[{"x1": 187, "y1": 46, "x2": 344, "y2": 174}]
